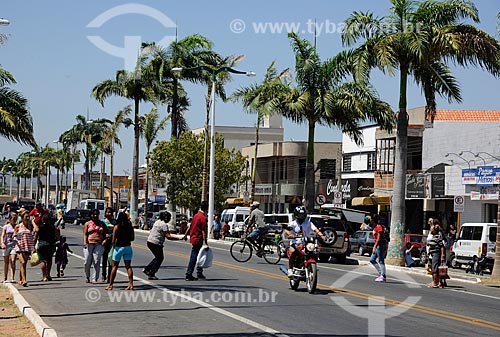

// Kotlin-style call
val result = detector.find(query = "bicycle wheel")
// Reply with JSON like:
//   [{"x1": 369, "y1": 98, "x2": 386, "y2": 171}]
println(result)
[
  {"x1": 263, "y1": 241, "x2": 281, "y2": 264},
  {"x1": 230, "y1": 240, "x2": 252, "y2": 263}
]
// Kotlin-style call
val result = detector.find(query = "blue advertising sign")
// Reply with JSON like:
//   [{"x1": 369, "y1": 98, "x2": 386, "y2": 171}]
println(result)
[
  {"x1": 476, "y1": 166, "x2": 495, "y2": 186},
  {"x1": 462, "y1": 166, "x2": 500, "y2": 186},
  {"x1": 461, "y1": 168, "x2": 477, "y2": 185}
]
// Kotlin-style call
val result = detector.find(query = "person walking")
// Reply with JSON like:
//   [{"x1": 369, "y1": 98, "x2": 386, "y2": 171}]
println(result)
[
  {"x1": 211, "y1": 214, "x2": 222, "y2": 240},
  {"x1": 143, "y1": 211, "x2": 183, "y2": 280},
  {"x1": 33, "y1": 213, "x2": 59, "y2": 282},
  {"x1": 83, "y1": 209, "x2": 106, "y2": 284},
  {"x1": 1, "y1": 212, "x2": 18, "y2": 283},
  {"x1": 105, "y1": 212, "x2": 135, "y2": 290},
  {"x1": 183, "y1": 201, "x2": 209, "y2": 281},
  {"x1": 427, "y1": 222, "x2": 446, "y2": 288},
  {"x1": 55, "y1": 236, "x2": 72, "y2": 277},
  {"x1": 370, "y1": 214, "x2": 387, "y2": 282},
  {"x1": 14, "y1": 209, "x2": 35, "y2": 287},
  {"x1": 101, "y1": 207, "x2": 115, "y2": 283}
]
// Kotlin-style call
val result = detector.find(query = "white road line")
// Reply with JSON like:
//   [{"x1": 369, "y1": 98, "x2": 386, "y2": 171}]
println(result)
[{"x1": 69, "y1": 252, "x2": 288, "y2": 337}]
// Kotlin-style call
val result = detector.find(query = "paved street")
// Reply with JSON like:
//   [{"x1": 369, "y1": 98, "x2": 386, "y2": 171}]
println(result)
[{"x1": 4, "y1": 224, "x2": 500, "y2": 337}]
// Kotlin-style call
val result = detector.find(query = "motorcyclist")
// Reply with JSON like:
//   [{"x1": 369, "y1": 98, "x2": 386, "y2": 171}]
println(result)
[{"x1": 286, "y1": 206, "x2": 327, "y2": 278}]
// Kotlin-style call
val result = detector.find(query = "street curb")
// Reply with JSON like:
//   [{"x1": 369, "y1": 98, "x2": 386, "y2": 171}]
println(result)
[
  {"x1": 356, "y1": 259, "x2": 481, "y2": 284},
  {"x1": 2, "y1": 282, "x2": 58, "y2": 337}
]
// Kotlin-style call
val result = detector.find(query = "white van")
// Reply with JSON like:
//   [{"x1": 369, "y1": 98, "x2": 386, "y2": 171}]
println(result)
[
  {"x1": 220, "y1": 207, "x2": 250, "y2": 237},
  {"x1": 452, "y1": 223, "x2": 497, "y2": 269},
  {"x1": 79, "y1": 199, "x2": 106, "y2": 216}
]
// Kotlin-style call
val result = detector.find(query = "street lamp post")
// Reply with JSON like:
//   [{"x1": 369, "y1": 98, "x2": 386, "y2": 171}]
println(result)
[
  {"x1": 172, "y1": 66, "x2": 255, "y2": 238},
  {"x1": 459, "y1": 150, "x2": 486, "y2": 166},
  {"x1": 53, "y1": 140, "x2": 60, "y2": 203}
]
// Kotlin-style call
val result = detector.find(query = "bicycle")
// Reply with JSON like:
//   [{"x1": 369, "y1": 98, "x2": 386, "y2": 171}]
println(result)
[{"x1": 230, "y1": 231, "x2": 281, "y2": 264}]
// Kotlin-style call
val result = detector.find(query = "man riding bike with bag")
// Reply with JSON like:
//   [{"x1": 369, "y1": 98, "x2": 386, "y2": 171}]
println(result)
[{"x1": 286, "y1": 206, "x2": 327, "y2": 278}]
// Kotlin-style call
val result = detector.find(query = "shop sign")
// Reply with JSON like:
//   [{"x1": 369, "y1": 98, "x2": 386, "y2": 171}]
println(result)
[
  {"x1": 461, "y1": 168, "x2": 477, "y2": 185},
  {"x1": 406, "y1": 174, "x2": 426, "y2": 198},
  {"x1": 431, "y1": 174, "x2": 445, "y2": 198},
  {"x1": 476, "y1": 166, "x2": 495, "y2": 186}
]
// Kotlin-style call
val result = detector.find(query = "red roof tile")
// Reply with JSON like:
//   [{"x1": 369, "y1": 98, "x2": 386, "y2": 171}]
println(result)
[{"x1": 434, "y1": 110, "x2": 500, "y2": 121}]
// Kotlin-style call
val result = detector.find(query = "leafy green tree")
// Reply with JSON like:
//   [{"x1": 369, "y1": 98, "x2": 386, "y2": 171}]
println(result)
[
  {"x1": 276, "y1": 32, "x2": 393, "y2": 214},
  {"x1": 59, "y1": 127, "x2": 82, "y2": 190},
  {"x1": 150, "y1": 132, "x2": 248, "y2": 212},
  {"x1": 0, "y1": 67, "x2": 35, "y2": 146},
  {"x1": 141, "y1": 107, "x2": 168, "y2": 223},
  {"x1": 344, "y1": 0, "x2": 500, "y2": 266},
  {"x1": 231, "y1": 61, "x2": 290, "y2": 202},
  {"x1": 92, "y1": 51, "x2": 155, "y2": 220}
]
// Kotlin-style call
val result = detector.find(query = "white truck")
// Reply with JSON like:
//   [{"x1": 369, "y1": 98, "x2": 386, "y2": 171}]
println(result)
[{"x1": 66, "y1": 189, "x2": 97, "y2": 210}]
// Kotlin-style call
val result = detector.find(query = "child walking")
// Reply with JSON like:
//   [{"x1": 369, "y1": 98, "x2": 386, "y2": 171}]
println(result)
[{"x1": 55, "y1": 236, "x2": 72, "y2": 277}]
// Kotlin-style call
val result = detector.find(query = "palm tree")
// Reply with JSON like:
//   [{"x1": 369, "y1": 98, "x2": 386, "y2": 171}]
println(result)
[
  {"x1": 92, "y1": 50, "x2": 155, "y2": 221},
  {"x1": 59, "y1": 127, "x2": 82, "y2": 190},
  {"x1": 102, "y1": 106, "x2": 131, "y2": 209},
  {"x1": 66, "y1": 115, "x2": 110, "y2": 191},
  {"x1": 144, "y1": 35, "x2": 217, "y2": 139},
  {"x1": 343, "y1": 0, "x2": 500, "y2": 266},
  {"x1": 231, "y1": 61, "x2": 290, "y2": 202},
  {"x1": 276, "y1": 32, "x2": 393, "y2": 214},
  {"x1": 141, "y1": 107, "x2": 168, "y2": 224},
  {"x1": 0, "y1": 67, "x2": 35, "y2": 146}
]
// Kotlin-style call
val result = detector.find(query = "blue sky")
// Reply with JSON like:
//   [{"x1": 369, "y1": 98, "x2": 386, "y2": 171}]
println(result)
[{"x1": 1, "y1": 0, "x2": 499, "y2": 174}]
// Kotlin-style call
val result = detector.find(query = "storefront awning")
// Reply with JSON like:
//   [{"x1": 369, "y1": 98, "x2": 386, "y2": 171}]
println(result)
[{"x1": 351, "y1": 196, "x2": 390, "y2": 206}]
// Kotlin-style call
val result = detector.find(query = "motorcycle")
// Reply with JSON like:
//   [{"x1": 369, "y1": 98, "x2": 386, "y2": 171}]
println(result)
[{"x1": 280, "y1": 236, "x2": 319, "y2": 294}]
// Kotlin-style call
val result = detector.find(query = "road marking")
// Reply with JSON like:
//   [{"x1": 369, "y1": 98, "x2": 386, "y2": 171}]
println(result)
[
  {"x1": 66, "y1": 228, "x2": 500, "y2": 331},
  {"x1": 69, "y1": 251, "x2": 289, "y2": 337}
]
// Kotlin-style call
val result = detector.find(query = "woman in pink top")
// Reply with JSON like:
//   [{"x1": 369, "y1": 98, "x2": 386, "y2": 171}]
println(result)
[
  {"x1": 83, "y1": 209, "x2": 106, "y2": 284},
  {"x1": 1, "y1": 212, "x2": 18, "y2": 283},
  {"x1": 14, "y1": 209, "x2": 35, "y2": 287}
]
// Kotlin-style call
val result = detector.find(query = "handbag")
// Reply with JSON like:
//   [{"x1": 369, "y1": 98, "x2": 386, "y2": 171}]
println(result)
[
  {"x1": 196, "y1": 247, "x2": 213, "y2": 268},
  {"x1": 108, "y1": 246, "x2": 115, "y2": 266},
  {"x1": 438, "y1": 264, "x2": 450, "y2": 279},
  {"x1": 30, "y1": 251, "x2": 41, "y2": 267}
]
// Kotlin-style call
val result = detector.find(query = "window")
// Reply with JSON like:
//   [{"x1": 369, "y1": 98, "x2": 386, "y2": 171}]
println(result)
[
  {"x1": 343, "y1": 155, "x2": 352, "y2": 172},
  {"x1": 367, "y1": 153, "x2": 376, "y2": 170},
  {"x1": 298, "y1": 159, "x2": 306, "y2": 183},
  {"x1": 472, "y1": 227, "x2": 483, "y2": 241},
  {"x1": 235, "y1": 214, "x2": 245, "y2": 222},
  {"x1": 279, "y1": 160, "x2": 287, "y2": 181},
  {"x1": 459, "y1": 226, "x2": 473, "y2": 240},
  {"x1": 489, "y1": 227, "x2": 497, "y2": 243}
]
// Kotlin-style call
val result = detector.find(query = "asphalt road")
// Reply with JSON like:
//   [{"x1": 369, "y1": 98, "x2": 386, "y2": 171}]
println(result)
[{"x1": 5, "y1": 224, "x2": 500, "y2": 337}]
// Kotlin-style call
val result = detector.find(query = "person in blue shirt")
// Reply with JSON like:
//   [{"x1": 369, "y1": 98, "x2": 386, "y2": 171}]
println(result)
[
  {"x1": 212, "y1": 214, "x2": 222, "y2": 240},
  {"x1": 101, "y1": 207, "x2": 115, "y2": 283}
]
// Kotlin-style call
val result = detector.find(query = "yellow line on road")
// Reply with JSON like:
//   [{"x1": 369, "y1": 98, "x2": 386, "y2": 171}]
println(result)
[{"x1": 66, "y1": 229, "x2": 500, "y2": 331}]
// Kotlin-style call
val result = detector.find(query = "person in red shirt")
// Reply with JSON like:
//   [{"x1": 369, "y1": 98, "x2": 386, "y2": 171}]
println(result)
[
  {"x1": 370, "y1": 214, "x2": 387, "y2": 282},
  {"x1": 182, "y1": 201, "x2": 209, "y2": 281},
  {"x1": 29, "y1": 203, "x2": 49, "y2": 229}
]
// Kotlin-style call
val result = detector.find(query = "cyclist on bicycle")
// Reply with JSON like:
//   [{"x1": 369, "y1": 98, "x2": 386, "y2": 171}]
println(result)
[
  {"x1": 286, "y1": 206, "x2": 327, "y2": 277},
  {"x1": 245, "y1": 201, "x2": 267, "y2": 253}
]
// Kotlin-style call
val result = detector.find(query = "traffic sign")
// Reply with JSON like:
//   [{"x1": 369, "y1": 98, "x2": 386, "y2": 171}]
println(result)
[
  {"x1": 315, "y1": 193, "x2": 327, "y2": 205},
  {"x1": 454, "y1": 195, "x2": 464, "y2": 212},
  {"x1": 333, "y1": 191, "x2": 342, "y2": 204}
]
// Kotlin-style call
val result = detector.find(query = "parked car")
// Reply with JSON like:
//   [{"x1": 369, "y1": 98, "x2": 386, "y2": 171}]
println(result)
[
  {"x1": 452, "y1": 223, "x2": 496, "y2": 270},
  {"x1": 350, "y1": 230, "x2": 375, "y2": 256},
  {"x1": 405, "y1": 234, "x2": 427, "y2": 258},
  {"x1": 63, "y1": 209, "x2": 91, "y2": 226},
  {"x1": 277, "y1": 213, "x2": 349, "y2": 263}
]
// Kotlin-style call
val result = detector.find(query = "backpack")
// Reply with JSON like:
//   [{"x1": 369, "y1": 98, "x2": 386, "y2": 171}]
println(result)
[{"x1": 382, "y1": 226, "x2": 390, "y2": 244}]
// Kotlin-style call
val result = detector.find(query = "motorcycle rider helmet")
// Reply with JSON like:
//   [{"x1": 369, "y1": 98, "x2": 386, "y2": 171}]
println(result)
[{"x1": 293, "y1": 205, "x2": 307, "y2": 223}]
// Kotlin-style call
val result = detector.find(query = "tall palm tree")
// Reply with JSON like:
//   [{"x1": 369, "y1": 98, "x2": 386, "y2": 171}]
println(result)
[
  {"x1": 0, "y1": 67, "x2": 35, "y2": 146},
  {"x1": 276, "y1": 32, "x2": 393, "y2": 214},
  {"x1": 92, "y1": 50, "x2": 156, "y2": 221},
  {"x1": 102, "y1": 106, "x2": 131, "y2": 209},
  {"x1": 231, "y1": 61, "x2": 290, "y2": 202},
  {"x1": 141, "y1": 107, "x2": 168, "y2": 224},
  {"x1": 144, "y1": 35, "x2": 217, "y2": 139},
  {"x1": 66, "y1": 115, "x2": 110, "y2": 191},
  {"x1": 343, "y1": 0, "x2": 500, "y2": 266},
  {"x1": 59, "y1": 127, "x2": 81, "y2": 190}
]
